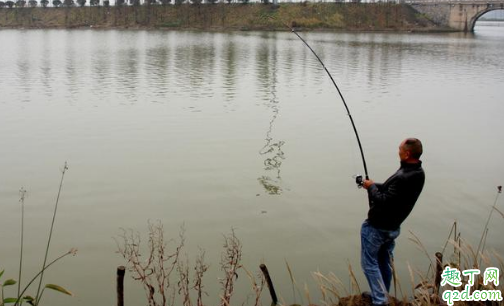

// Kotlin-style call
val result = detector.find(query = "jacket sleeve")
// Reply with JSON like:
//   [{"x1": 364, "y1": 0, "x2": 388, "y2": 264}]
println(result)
[{"x1": 367, "y1": 179, "x2": 401, "y2": 206}]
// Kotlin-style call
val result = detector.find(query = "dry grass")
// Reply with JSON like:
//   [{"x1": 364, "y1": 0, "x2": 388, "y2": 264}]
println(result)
[
  {"x1": 306, "y1": 187, "x2": 503, "y2": 306},
  {"x1": 117, "y1": 187, "x2": 503, "y2": 306},
  {"x1": 219, "y1": 229, "x2": 242, "y2": 306},
  {"x1": 117, "y1": 224, "x2": 504, "y2": 306},
  {"x1": 306, "y1": 230, "x2": 503, "y2": 306}
]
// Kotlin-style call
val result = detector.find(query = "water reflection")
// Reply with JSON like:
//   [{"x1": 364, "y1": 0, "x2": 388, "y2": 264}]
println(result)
[
  {"x1": 258, "y1": 108, "x2": 285, "y2": 195},
  {"x1": 256, "y1": 36, "x2": 285, "y2": 195},
  {"x1": 40, "y1": 31, "x2": 54, "y2": 98},
  {"x1": 188, "y1": 43, "x2": 216, "y2": 99},
  {"x1": 15, "y1": 33, "x2": 31, "y2": 102},
  {"x1": 173, "y1": 34, "x2": 217, "y2": 102},
  {"x1": 146, "y1": 46, "x2": 171, "y2": 98},
  {"x1": 222, "y1": 38, "x2": 237, "y2": 103},
  {"x1": 91, "y1": 48, "x2": 113, "y2": 100},
  {"x1": 64, "y1": 32, "x2": 79, "y2": 101},
  {"x1": 116, "y1": 47, "x2": 140, "y2": 103}
]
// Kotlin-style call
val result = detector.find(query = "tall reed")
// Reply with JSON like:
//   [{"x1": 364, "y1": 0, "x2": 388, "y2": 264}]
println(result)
[
  {"x1": 475, "y1": 186, "x2": 502, "y2": 266},
  {"x1": 17, "y1": 188, "x2": 27, "y2": 300},
  {"x1": 34, "y1": 162, "x2": 69, "y2": 305},
  {"x1": 7, "y1": 162, "x2": 75, "y2": 306}
]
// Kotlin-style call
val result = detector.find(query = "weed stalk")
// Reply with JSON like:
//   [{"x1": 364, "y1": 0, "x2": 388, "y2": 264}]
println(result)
[
  {"x1": 474, "y1": 185, "x2": 502, "y2": 266},
  {"x1": 14, "y1": 248, "x2": 76, "y2": 306},
  {"x1": 18, "y1": 188, "x2": 27, "y2": 300},
  {"x1": 34, "y1": 162, "x2": 69, "y2": 305}
]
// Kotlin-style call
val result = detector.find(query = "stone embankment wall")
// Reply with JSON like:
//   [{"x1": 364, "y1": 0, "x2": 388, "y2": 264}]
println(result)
[
  {"x1": 410, "y1": 3, "x2": 451, "y2": 27},
  {"x1": 0, "y1": 3, "x2": 440, "y2": 31}
]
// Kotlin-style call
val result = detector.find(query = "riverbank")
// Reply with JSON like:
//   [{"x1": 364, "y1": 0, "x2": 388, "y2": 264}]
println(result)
[{"x1": 0, "y1": 3, "x2": 445, "y2": 31}]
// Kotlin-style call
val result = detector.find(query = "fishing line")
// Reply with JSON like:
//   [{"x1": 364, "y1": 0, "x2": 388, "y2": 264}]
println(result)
[{"x1": 281, "y1": 21, "x2": 369, "y2": 185}]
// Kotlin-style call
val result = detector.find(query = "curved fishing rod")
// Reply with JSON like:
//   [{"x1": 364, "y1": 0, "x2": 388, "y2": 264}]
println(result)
[{"x1": 283, "y1": 21, "x2": 369, "y2": 186}]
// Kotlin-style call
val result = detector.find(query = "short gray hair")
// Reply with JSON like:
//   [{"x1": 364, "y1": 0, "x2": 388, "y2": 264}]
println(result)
[{"x1": 404, "y1": 138, "x2": 423, "y2": 159}]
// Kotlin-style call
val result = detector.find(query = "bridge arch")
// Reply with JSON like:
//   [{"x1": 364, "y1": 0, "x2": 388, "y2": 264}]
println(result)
[
  {"x1": 470, "y1": 7, "x2": 504, "y2": 31},
  {"x1": 410, "y1": 1, "x2": 504, "y2": 32}
]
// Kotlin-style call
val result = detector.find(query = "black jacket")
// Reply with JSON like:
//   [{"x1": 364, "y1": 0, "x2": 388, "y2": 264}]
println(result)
[{"x1": 367, "y1": 161, "x2": 425, "y2": 231}]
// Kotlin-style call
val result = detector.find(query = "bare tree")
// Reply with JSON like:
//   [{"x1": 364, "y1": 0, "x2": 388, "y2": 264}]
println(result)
[
  {"x1": 118, "y1": 225, "x2": 245, "y2": 306},
  {"x1": 116, "y1": 221, "x2": 185, "y2": 306}
]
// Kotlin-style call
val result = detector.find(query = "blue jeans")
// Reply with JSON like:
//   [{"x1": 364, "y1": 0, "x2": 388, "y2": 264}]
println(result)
[{"x1": 360, "y1": 220, "x2": 400, "y2": 306}]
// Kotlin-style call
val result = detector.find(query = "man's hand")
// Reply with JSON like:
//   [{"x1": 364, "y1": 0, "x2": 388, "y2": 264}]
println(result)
[{"x1": 363, "y1": 179, "x2": 374, "y2": 190}]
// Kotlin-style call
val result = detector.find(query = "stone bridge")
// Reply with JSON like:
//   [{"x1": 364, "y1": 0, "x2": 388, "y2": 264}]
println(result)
[{"x1": 407, "y1": 0, "x2": 504, "y2": 31}]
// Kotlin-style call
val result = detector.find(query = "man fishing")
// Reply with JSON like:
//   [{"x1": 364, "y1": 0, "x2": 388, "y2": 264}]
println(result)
[
  {"x1": 361, "y1": 138, "x2": 425, "y2": 306},
  {"x1": 284, "y1": 25, "x2": 425, "y2": 306}
]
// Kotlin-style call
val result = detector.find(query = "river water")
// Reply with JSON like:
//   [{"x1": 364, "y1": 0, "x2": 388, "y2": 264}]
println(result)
[{"x1": 1, "y1": 23, "x2": 503, "y2": 306}]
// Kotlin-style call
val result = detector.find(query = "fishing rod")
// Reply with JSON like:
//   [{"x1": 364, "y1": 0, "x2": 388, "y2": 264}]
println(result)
[{"x1": 283, "y1": 21, "x2": 369, "y2": 187}]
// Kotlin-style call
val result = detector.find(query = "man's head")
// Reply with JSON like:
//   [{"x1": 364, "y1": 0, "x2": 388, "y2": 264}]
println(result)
[{"x1": 399, "y1": 138, "x2": 423, "y2": 162}]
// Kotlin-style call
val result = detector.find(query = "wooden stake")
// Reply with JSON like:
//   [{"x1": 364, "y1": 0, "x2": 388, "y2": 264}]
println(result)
[
  {"x1": 117, "y1": 266, "x2": 126, "y2": 306},
  {"x1": 260, "y1": 264, "x2": 278, "y2": 306},
  {"x1": 434, "y1": 252, "x2": 443, "y2": 295}
]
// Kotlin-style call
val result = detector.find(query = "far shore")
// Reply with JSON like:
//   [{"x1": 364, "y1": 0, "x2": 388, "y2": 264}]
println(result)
[{"x1": 0, "y1": 3, "x2": 449, "y2": 32}]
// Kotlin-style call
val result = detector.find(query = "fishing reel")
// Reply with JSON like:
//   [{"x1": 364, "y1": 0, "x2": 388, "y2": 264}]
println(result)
[{"x1": 355, "y1": 175, "x2": 364, "y2": 188}]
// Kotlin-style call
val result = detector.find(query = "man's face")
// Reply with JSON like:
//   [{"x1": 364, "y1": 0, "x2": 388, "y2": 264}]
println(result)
[{"x1": 398, "y1": 140, "x2": 410, "y2": 161}]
